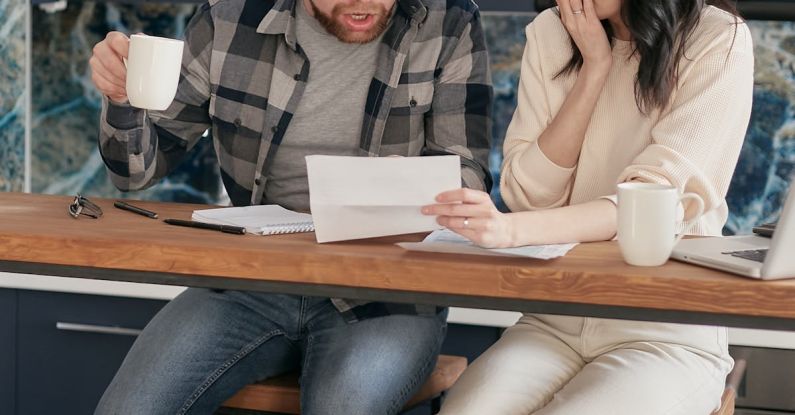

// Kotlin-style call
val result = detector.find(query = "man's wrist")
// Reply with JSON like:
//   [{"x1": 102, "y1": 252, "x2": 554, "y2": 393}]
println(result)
[
  {"x1": 104, "y1": 95, "x2": 143, "y2": 130},
  {"x1": 108, "y1": 96, "x2": 130, "y2": 106}
]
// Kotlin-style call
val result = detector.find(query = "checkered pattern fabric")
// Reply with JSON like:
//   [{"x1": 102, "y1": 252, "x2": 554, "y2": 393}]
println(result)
[{"x1": 99, "y1": 0, "x2": 493, "y2": 322}]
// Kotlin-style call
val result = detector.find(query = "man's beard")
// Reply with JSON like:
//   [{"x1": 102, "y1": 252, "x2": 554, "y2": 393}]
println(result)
[{"x1": 308, "y1": 0, "x2": 393, "y2": 44}]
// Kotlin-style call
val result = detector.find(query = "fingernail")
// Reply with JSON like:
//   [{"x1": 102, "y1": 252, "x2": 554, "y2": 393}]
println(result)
[{"x1": 421, "y1": 207, "x2": 429, "y2": 214}]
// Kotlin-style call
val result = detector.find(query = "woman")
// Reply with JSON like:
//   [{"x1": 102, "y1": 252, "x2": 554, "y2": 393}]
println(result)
[{"x1": 422, "y1": 0, "x2": 754, "y2": 413}]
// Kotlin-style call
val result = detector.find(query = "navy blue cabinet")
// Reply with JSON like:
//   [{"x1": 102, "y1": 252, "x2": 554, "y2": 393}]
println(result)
[
  {"x1": 0, "y1": 289, "x2": 16, "y2": 415},
  {"x1": 441, "y1": 323, "x2": 502, "y2": 363},
  {"x1": 16, "y1": 290, "x2": 166, "y2": 415}
]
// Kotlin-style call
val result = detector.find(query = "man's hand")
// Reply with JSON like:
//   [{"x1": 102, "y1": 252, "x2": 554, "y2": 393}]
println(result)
[
  {"x1": 89, "y1": 32, "x2": 130, "y2": 103},
  {"x1": 422, "y1": 188, "x2": 516, "y2": 249}
]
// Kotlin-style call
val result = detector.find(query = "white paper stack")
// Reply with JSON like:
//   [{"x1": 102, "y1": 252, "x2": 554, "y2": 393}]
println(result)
[{"x1": 398, "y1": 229, "x2": 578, "y2": 260}]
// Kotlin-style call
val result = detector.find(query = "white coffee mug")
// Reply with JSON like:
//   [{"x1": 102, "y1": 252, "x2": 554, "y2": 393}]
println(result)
[
  {"x1": 617, "y1": 183, "x2": 705, "y2": 266},
  {"x1": 125, "y1": 34, "x2": 184, "y2": 111}
]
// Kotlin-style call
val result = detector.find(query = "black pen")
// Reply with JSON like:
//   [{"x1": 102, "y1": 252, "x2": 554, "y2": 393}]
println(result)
[
  {"x1": 163, "y1": 218, "x2": 246, "y2": 235},
  {"x1": 114, "y1": 200, "x2": 158, "y2": 219}
]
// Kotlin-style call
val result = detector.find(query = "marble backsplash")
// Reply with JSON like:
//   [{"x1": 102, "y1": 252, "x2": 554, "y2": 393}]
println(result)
[
  {"x1": 727, "y1": 21, "x2": 795, "y2": 234},
  {"x1": 0, "y1": 0, "x2": 26, "y2": 192},
  {"x1": 6, "y1": 2, "x2": 795, "y2": 234},
  {"x1": 30, "y1": 0, "x2": 225, "y2": 204}
]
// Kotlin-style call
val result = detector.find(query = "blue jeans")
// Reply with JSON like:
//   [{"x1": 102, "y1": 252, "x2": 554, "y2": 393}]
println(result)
[{"x1": 94, "y1": 288, "x2": 447, "y2": 415}]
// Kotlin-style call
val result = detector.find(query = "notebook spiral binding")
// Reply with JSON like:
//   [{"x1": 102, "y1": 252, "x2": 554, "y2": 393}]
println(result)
[{"x1": 263, "y1": 222, "x2": 315, "y2": 235}]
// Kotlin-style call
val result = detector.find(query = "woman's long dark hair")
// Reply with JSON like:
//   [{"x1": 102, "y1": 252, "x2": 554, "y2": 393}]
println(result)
[{"x1": 557, "y1": 0, "x2": 740, "y2": 113}]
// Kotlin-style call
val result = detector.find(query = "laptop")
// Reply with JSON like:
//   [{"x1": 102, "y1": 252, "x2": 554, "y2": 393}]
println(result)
[{"x1": 671, "y1": 184, "x2": 795, "y2": 280}]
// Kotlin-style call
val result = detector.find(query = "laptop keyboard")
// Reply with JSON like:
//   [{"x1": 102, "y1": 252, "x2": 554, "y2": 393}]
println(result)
[{"x1": 722, "y1": 249, "x2": 769, "y2": 263}]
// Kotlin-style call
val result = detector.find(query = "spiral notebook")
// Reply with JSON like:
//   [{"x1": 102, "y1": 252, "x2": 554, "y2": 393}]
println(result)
[{"x1": 191, "y1": 205, "x2": 314, "y2": 235}]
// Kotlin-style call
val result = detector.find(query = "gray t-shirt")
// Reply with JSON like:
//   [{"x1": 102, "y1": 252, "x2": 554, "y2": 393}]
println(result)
[{"x1": 264, "y1": 2, "x2": 381, "y2": 212}]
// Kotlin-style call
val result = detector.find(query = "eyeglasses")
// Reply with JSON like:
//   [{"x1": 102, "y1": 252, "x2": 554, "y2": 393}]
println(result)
[{"x1": 68, "y1": 194, "x2": 103, "y2": 219}]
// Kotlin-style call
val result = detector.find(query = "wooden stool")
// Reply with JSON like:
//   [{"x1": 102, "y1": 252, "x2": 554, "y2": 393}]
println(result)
[
  {"x1": 221, "y1": 355, "x2": 744, "y2": 414},
  {"x1": 710, "y1": 359, "x2": 747, "y2": 415},
  {"x1": 220, "y1": 355, "x2": 467, "y2": 414}
]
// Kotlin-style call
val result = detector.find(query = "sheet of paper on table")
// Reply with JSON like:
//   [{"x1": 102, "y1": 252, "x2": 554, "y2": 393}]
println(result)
[
  {"x1": 397, "y1": 229, "x2": 578, "y2": 260},
  {"x1": 306, "y1": 155, "x2": 461, "y2": 243}
]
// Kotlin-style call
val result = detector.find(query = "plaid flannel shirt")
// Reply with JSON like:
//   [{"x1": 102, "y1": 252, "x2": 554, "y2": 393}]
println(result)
[{"x1": 99, "y1": 0, "x2": 493, "y2": 322}]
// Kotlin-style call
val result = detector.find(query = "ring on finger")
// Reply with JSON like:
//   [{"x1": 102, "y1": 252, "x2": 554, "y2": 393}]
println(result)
[{"x1": 572, "y1": 9, "x2": 583, "y2": 14}]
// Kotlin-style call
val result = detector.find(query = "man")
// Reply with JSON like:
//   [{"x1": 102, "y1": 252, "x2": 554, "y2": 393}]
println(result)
[{"x1": 89, "y1": 0, "x2": 491, "y2": 412}]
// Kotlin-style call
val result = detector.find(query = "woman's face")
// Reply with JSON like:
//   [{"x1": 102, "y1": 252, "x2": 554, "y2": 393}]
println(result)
[{"x1": 592, "y1": 0, "x2": 622, "y2": 20}]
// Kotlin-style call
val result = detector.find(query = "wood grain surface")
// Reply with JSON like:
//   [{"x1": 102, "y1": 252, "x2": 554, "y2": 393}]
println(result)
[{"x1": 1, "y1": 192, "x2": 794, "y2": 320}]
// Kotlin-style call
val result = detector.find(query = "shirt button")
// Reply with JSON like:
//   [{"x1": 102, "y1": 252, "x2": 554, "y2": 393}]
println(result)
[
  {"x1": 271, "y1": 126, "x2": 279, "y2": 133},
  {"x1": 410, "y1": 99, "x2": 417, "y2": 108},
  {"x1": 254, "y1": 178, "x2": 262, "y2": 186},
  {"x1": 233, "y1": 118, "x2": 242, "y2": 128},
  {"x1": 294, "y1": 74, "x2": 302, "y2": 81}
]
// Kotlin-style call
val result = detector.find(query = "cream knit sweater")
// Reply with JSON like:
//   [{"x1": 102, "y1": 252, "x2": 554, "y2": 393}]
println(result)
[{"x1": 501, "y1": 6, "x2": 754, "y2": 236}]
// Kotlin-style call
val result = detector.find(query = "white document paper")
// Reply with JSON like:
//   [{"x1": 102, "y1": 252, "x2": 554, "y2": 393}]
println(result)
[
  {"x1": 306, "y1": 155, "x2": 461, "y2": 243},
  {"x1": 397, "y1": 229, "x2": 578, "y2": 260}
]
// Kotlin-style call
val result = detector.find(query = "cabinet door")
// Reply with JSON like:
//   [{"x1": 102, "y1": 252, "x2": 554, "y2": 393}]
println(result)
[
  {"x1": 731, "y1": 345, "x2": 795, "y2": 412},
  {"x1": 17, "y1": 290, "x2": 167, "y2": 415},
  {"x1": 0, "y1": 289, "x2": 16, "y2": 415}
]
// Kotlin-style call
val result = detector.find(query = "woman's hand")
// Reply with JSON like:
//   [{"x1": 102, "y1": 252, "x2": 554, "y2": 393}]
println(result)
[
  {"x1": 557, "y1": 0, "x2": 612, "y2": 69},
  {"x1": 422, "y1": 189, "x2": 516, "y2": 249}
]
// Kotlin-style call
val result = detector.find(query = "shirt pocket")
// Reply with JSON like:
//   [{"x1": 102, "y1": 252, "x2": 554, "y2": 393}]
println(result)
[
  {"x1": 389, "y1": 80, "x2": 434, "y2": 115},
  {"x1": 382, "y1": 81, "x2": 434, "y2": 155},
  {"x1": 209, "y1": 93, "x2": 262, "y2": 166}
]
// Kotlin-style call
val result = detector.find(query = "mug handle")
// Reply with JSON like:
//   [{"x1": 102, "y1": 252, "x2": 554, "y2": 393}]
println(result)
[{"x1": 674, "y1": 192, "x2": 705, "y2": 245}]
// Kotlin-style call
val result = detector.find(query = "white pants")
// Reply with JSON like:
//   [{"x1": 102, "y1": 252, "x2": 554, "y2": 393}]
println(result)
[{"x1": 439, "y1": 314, "x2": 733, "y2": 415}]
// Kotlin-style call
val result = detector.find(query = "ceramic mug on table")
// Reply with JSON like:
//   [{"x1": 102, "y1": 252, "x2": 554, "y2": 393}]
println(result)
[
  {"x1": 617, "y1": 183, "x2": 705, "y2": 267},
  {"x1": 125, "y1": 34, "x2": 184, "y2": 111}
]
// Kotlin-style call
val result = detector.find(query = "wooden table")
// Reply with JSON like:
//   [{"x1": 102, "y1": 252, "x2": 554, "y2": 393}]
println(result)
[{"x1": 1, "y1": 192, "x2": 794, "y2": 330}]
